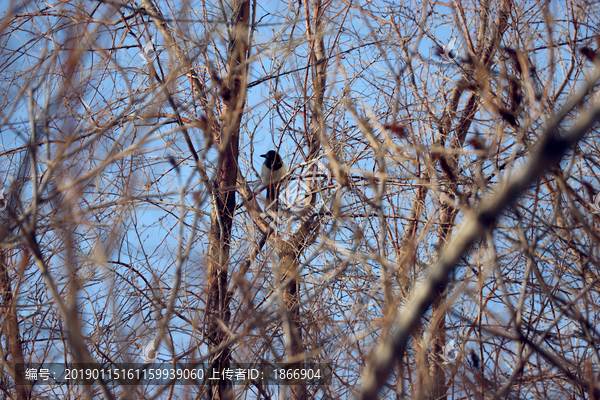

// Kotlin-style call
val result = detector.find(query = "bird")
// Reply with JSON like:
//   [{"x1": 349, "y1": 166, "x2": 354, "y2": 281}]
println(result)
[{"x1": 260, "y1": 150, "x2": 287, "y2": 202}]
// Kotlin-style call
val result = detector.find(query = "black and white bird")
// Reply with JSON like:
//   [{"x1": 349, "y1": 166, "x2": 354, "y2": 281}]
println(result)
[{"x1": 260, "y1": 150, "x2": 287, "y2": 202}]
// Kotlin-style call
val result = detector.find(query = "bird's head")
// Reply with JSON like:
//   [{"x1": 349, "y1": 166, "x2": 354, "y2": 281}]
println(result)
[{"x1": 260, "y1": 150, "x2": 282, "y2": 168}]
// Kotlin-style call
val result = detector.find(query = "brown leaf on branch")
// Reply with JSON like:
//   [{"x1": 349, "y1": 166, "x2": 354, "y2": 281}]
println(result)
[
  {"x1": 433, "y1": 152, "x2": 457, "y2": 182},
  {"x1": 383, "y1": 123, "x2": 406, "y2": 139},
  {"x1": 580, "y1": 46, "x2": 599, "y2": 62}
]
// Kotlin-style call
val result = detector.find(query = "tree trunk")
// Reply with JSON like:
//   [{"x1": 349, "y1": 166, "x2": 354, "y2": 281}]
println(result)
[
  {"x1": 205, "y1": 1, "x2": 251, "y2": 399},
  {"x1": 277, "y1": 2, "x2": 327, "y2": 399},
  {"x1": 1, "y1": 251, "x2": 28, "y2": 400}
]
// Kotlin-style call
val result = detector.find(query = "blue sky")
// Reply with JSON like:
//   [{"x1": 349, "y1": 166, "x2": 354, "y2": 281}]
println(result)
[{"x1": 2, "y1": 0, "x2": 599, "y2": 397}]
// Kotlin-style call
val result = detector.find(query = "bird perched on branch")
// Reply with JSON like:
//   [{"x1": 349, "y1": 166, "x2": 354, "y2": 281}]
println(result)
[{"x1": 260, "y1": 150, "x2": 287, "y2": 202}]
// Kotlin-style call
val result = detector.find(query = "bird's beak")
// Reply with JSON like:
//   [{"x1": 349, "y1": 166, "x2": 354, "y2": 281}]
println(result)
[{"x1": 260, "y1": 154, "x2": 266, "y2": 158}]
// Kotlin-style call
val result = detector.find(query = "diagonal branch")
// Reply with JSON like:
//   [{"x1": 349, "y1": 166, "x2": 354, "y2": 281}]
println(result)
[{"x1": 360, "y1": 68, "x2": 600, "y2": 399}]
